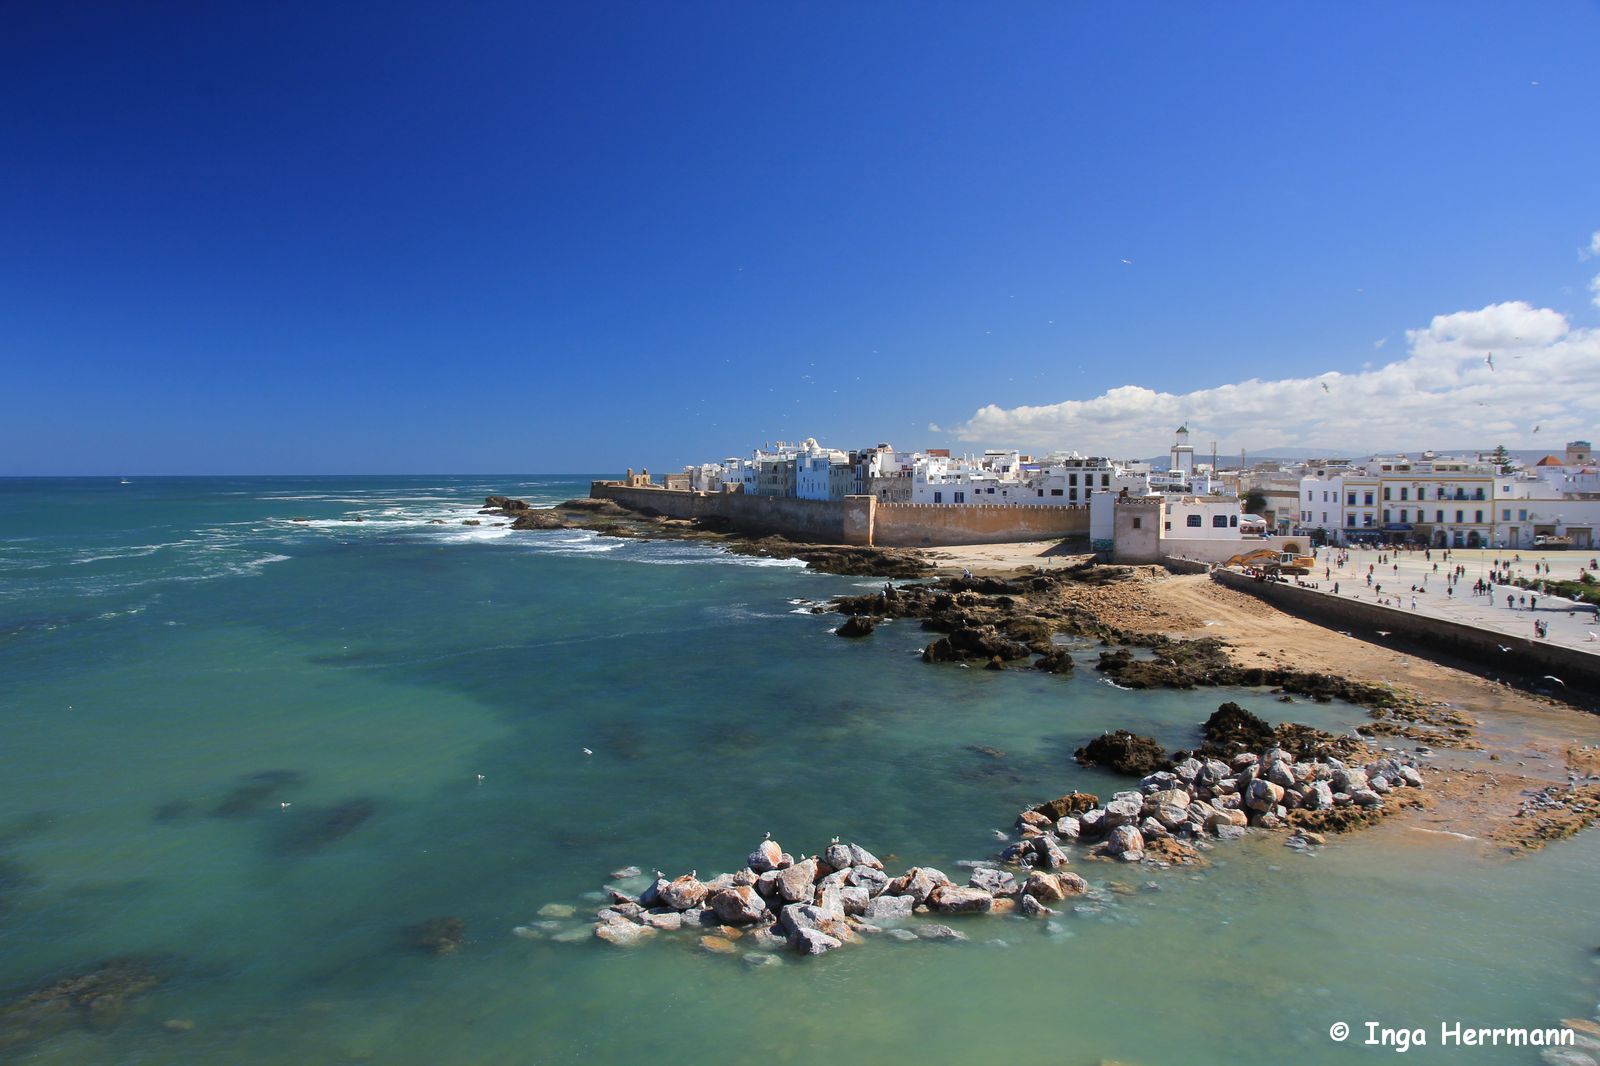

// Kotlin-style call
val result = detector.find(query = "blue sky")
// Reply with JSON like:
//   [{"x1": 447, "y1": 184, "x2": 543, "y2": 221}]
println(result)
[{"x1": 3, "y1": 2, "x2": 1598, "y2": 475}]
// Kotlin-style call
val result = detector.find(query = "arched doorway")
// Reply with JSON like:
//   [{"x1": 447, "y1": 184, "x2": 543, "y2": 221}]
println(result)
[{"x1": 1466, "y1": 531, "x2": 1482, "y2": 548}]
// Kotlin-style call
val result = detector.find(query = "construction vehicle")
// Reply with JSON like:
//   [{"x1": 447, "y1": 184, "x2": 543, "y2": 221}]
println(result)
[{"x1": 1219, "y1": 547, "x2": 1316, "y2": 575}]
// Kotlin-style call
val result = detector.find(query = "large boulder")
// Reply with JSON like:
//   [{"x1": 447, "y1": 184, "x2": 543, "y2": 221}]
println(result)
[
  {"x1": 1245, "y1": 779, "x2": 1285, "y2": 813},
  {"x1": 1102, "y1": 793, "x2": 1144, "y2": 828},
  {"x1": 776, "y1": 858, "x2": 819, "y2": 903},
  {"x1": 1033, "y1": 792, "x2": 1100, "y2": 821},
  {"x1": 1022, "y1": 871, "x2": 1069, "y2": 902},
  {"x1": 967, "y1": 867, "x2": 1016, "y2": 895},
  {"x1": 928, "y1": 884, "x2": 994, "y2": 914},
  {"x1": 709, "y1": 886, "x2": 769, "y2": 925},
  {"x1": 1075, "y1": 731, "x2": 1169, "y2": 776},
  {"x1": 835, "y1": 616, "x2": 876, "y2": 638},
  {"x1": 658, "y1": 876, "x2": 708, "y2": 911},
  {"x1": 886, "y1": 866, "x2": 950, "y2": 905},
  {"x1": 748, "y1": 840, "x2": 784, "y2": 873},
  {"x1": 823, "y1": 842, "x2": 884, "y2": 871},
  {"x1": 862, "y1": 894, "x2": 915, "y2": 921},
  {"x1": 594, "y1": 921, "x2": 656, "y2": 947},
  {"x1": 792, "y1": 928, "x2": 843, "y2": 955},
  {"x1": 1104, "y1": 825, "x2": 1145, "y2": 858}
]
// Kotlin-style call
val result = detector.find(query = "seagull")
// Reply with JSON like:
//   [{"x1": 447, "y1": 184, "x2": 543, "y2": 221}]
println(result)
[
  {"x1": 830, "y1": 836, "x2": 840, "y2": 844},
  {"x1": 992, "y1": 829, "x2": 1008, "y2": 840},
  {"x1": 1532, "y1": 424, "x2": 1540, "y2": 433},
  {"x1": 1121, "y1": 258, "x2": 1133, "y2": 265},
  {"x1": 1320, "y1": 382, "x2": 1330, "y2": 393},
  {"x1": 1542, "y1": 675, "x2": 1565, "y2": 686},
  {"x1": 581, "y1": 747, "x2": 593, "y2": 756},
  {"x1": 763, "y1": 830, "x2": 772, "y2": 840},
  {"x1": 1485, "y1": 353, "x2": 1495, "y2": 371},
  {"x1": 476, "y1": 773, "x2": 485, "y2": 781},
  {"x1": 1376, "y1": 630, "x2": 1392, "y2": 637},
  {"x1": 1497, "y1": 645, "x2": 1513, "y2": 652}
]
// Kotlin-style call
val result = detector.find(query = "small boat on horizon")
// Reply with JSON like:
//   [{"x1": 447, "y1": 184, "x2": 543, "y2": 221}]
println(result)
[{"x1": 119, "y1": 478, "x2": 131, "y2": 485}]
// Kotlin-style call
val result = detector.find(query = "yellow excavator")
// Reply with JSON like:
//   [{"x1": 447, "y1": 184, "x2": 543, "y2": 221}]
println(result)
[{"x1": 1220, "y1": 547, "x2": 1316, "y2": 575}]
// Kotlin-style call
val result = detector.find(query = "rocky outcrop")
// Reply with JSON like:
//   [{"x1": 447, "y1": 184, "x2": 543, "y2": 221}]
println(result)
[
  {"x1": 835, "y1": 616, "x2": 877, "y2": 638},
  {"x1": 1074, "y1": 731, "x2": 1169, "y2": 776}
]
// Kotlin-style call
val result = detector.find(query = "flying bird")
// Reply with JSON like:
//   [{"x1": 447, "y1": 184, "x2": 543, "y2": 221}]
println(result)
[
  {"x1": 1533, "y1": 425, "x2": 1540, "y2": 433},
  {"x1": 1120, "y1": 258, "x2": 1133, "y2": 264},
  {"x1": 1497, "y1": 645, "x2": 1513, "y2": 653},
  {"x1": 581, "y1": 747, "x2": 594, "y2": 756},
  {"x1": 1321, "y1": 382, "x2": 1330, "y2": 393},
  {"x1": 1376, "y1": 630, "x2": 1392, "y2": 637},
  {"x1": 1542, "y1": 675, "x2": 1565, "y2": 686},
  {"x1": 1485, "y1": 353, "x2": 1495, "y2": 371}
]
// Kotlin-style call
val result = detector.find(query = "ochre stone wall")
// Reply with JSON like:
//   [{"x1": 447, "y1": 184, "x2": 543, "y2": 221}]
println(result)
[
  {"x1": 589, "y1": 483, "x2": 1087, "y2": 547},
  {"x1": 870, "y1": 502, "x2": 1087, "y2": 547}
]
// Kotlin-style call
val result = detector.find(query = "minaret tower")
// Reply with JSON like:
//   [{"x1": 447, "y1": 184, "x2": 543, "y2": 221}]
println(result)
[{"x1": 1170, "y1": 424, "x2": 1195, "y2": 475}]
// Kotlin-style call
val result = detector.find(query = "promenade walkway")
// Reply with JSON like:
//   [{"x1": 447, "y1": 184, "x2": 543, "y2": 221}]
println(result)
[{"x1": 1295, "y1": 545, "x2": 1600, "y2": 659}]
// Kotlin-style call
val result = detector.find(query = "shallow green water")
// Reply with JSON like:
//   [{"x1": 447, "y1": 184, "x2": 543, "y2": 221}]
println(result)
[{"x1": 2, "y1": 476, "x2": 1597, "y2": 1064}]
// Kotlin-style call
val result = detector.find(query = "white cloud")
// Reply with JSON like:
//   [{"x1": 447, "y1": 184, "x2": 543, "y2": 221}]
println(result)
[
  {"x1": 1590, "y1": 230, "x2": 1600, "y2": 258},
  {"x1": 1373, "y1": 336, "x2": 1388, "y2": 349},
  {"x1": 1591, "y1": 273, "x2": 1600, "y2": 308},
  {"x1": 927, "y1": 422, "x2": 944, "y2": 434},
  {"x1": 950, "y1": 301, "x2": 1599, "y2": 456}
]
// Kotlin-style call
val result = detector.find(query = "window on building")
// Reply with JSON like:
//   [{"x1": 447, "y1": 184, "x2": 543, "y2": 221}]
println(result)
[
  {"x1": 954, "y1": 491, "x2": 965, "y2": 504},
  {"x1": 1347, "y1": 492, "x2": 1356, "y2": 506},
  {"x1": 1364, "y1": 514, "x2": 1374, "y2": 527},
  {"x1": 1400, "y1": 487, "x2": 1409, "y2": 501},
  {"x1": 1101, "y1": 475, "x2": 1110, "y2": 487},
  {"x1": 1502, "y1": 509, "x2": 1510, "y2": 521},
  {"x1": 1383, "y1": 509, "x2": 1391, "y2": 523},
  {"x1": 1435, "y1": 510, "x2": 1444, "y2": 522},
  {"x1": 1474, "y1": 510, "x2": 1483, "y2": 523},
  {"x1": 1212, "y1": 515, "x2": 1228, "y2": 527},
  {"x1": 1164, "y1": 521, "x2": 1170, "y2": 530},
  {"x1": 1231, "y1": 515, "x2": 1239, "y2": 526},
  {"x1": 1132, "y1": 517, "x2": 1142, "y2": 529},
  {"x1": 1455, "y1": 510, "x2": 1463, "y2": 523},
  {"x1": 1050, "y1": 489, "x2": 1063, "y2": 496},
  {"x1": 1364, "y1": 493, "x2": 1374, "y2": 506},
  {"x1": 1186, "y1": 515, "x2": 1202, "y2": 528},
  {"x1": 1400, "y1": 509, "x2": 1408, "y2": 522},
  {"x1": 1518, "y1": 509, "x2": 1527, "y2": 521},
  {"x1": 1037, "y1": 489, "x2": 1044, "y2": 497},
  {"x1": 1346, "y1": 515, "x2": 1356, "y2": 527},
  {"x1": 933, "y1": 492, "x2": 942, "y2": 503}
]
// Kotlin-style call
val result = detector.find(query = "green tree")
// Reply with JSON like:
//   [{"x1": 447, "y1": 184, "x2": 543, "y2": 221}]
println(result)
[
  {"x1": 1491, "y1": 443, "x2": 1510, "y2": 472},
  {"x1": 1243, "y1": 489, "x2": 1267, "y2": 514}
]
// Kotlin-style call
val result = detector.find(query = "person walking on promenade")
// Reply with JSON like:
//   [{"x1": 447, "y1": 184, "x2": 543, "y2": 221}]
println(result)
[{"x1": 1530, "y1": 595, "x2": 1538, "y2": 611}]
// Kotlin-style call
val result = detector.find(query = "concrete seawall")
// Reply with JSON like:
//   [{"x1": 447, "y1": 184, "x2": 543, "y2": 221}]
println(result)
[
  {"x1": 589, "y1": 483, "x2": 1088, "y2": 547},
  {"x1": 1211, "y1": 568, "x2": 1600, "y2": 695}
]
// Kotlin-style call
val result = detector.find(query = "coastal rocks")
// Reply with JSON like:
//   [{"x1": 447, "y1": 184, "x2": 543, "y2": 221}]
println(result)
[
  {"x1": 0, "y1": 957, "x2": 164, "y2": 1051},
  {"x1": 835, "y1": 616, "x2": 877, "y2": 638},
  {"x1": 1245, "y1": 779, "x2": 1285, "y2": 812},
  {"x1": 1103, "y1": 825, "x2": 1145, "y2": 860},
  {"x1": 928, "y1": 885, "x2": 993, "y2": 914},
  {"x1": 511, "y1": 511, "x2": 564, "y2": 530},
  {"x1": 1032, "y1": 650, "x2": 1076, "y2": 674},
  {"x1": 922, "y1": 626, "x2": 1031, "y2": 664},
  {"x1": 594, "y1": 921, "x2": 657, "y2": 947},
  {"x1": 887, "y1": 866, "x2": 951, "y2": 905},
  {"x1": 709, "y1": 887, "x2": 769, "y2": 925},
  {"x1": 659, "y1": 876, "x2": 709, "y2": 911},
  {"x1": 1033, "y1": 792, "x2": 1100, "y2": 821},
  {"x1": 863, "y1": 894, "x2": 915, "y2": 921},
  {"x1": 776, "y1": 859, "x2": 819, "y2": 903},
  {"x1": 1196, "y1": 702, "x2": 1277, "y2": 757},
  {"x1": 824, "y1": 842, "x2": 883, "y2": 870},
  {"x1": 1075, "y1": 731, "x2": 1169, "y2": 776},
  {"x1": 748, "y1": 839, "x2": 783, "y2": 872}
]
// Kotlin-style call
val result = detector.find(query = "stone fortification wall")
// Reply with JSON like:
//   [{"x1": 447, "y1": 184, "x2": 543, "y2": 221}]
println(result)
[
  {"x1": 1211, "y1": 568, "x2": 1600, "y2": 691},
  {"x1": 589, "y1": 483, "x2": 1086, "y2": 547},
  {"x1": 870, "y1": 502, "x2": 1087, "y2": 547},
  {"x1": 591, "y1": 484, "x2": 855, "y2": 542}
]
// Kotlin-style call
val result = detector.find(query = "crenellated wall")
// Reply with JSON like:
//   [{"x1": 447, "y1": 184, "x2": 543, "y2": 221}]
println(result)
[{"x1": 589, "y1": 483, "x2": 1087, "y2": 547}]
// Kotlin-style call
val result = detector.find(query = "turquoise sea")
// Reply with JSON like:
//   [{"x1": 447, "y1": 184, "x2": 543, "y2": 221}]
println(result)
[{"x1": 2, "y1": 476, "x2": 1598, "y2": 1064}]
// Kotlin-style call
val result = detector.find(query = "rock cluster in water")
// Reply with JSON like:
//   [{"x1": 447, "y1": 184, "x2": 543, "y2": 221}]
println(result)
[
  {"x1": 570, "y1": 839, "x2": 1093, "y2": 958},
  {"x1": 1017, "y1": 744, "x2": 1427, "y2": 865}
]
